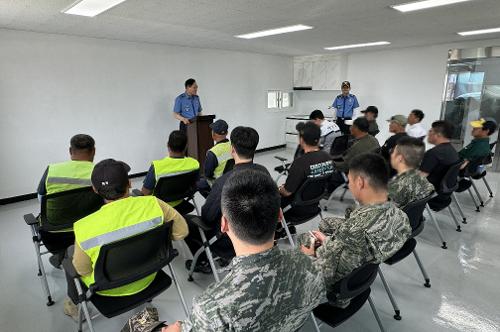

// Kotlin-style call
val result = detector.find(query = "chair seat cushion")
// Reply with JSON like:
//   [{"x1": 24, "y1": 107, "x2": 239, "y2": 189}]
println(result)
[
  {"x1": 313, "y1": 288, "x2": 371, "y2": 327},
  {"x1": 284, "y1": 206, "x2": 321, "y2": 226},
  {"x1": 174, "y1": 200, "x2": 194, "y2": 215},
  {"x1": 90, "y1": 271, "x2": 172, "y2": 318},
  {"x1": 456, "y1": 179, "x2": 472, "y2": 192},
  {"x1": 428, "y1": 195, "x2": 451, "y2": 211},
  {"x1": 384, "y1": 238, "x2": 417, "y2": 265},
  {"x1": 471, "y1": 171, "x2": 487, "y2": 180}
]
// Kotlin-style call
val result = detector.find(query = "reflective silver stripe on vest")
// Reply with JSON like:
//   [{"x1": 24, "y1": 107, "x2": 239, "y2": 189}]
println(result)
[
  {"x1": 46, "y1": 177, "x2": 92, "y2": 186},
  {"x1": 216, "y1": 152, "x2": 232, "y2": 165},
  {"x1": 79, "y1": 216, "x2": 163, "y2": 251},
  {"x1": 158, "y1": 169, "x2": 193, "y2": 179}
]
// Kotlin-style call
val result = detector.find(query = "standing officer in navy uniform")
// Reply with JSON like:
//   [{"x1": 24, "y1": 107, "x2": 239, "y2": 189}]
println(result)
[
  {"x1": 331, "y1": 81, "x2": 359, "y2": 135},
  {"x1": 173, "y1": 78, "x2": 203, "y2": 133}
]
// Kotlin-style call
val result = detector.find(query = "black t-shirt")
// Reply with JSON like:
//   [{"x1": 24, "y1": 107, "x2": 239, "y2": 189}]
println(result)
[
  {"x1": 381, "y1": 132, "x2": 408, "y2": 160},
  {"x1": 420, "y1": 142, "x2": 459, "y2": 190},
  {"x1": 284, "y1": 150, "x2": 333, "y2": 194}
]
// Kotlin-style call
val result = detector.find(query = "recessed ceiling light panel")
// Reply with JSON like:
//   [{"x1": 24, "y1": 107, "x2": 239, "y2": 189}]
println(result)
[
  {"x1": 458, "y1": 27, "x2": 500, "y2": 36},
  {"x1": 391, "y1": 0, "x2": 471, "y2": 13},
  {"x1": 62, "y1": 0, "x2": 128, "y2": 17},
  {"x1": 235, "y1": 25, "x2": 313, "y2": 39},
  {"x1": 324, "y1": 41, "x2": 391, "y2": 51}
]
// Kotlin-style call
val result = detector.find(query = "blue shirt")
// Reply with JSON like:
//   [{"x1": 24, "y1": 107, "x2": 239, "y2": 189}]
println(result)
[
  {"x1": 173, "y1": 92, "x2": 202, "y2": 120},
  {"x1": 332, "y1": 94, "x2": 359, "y2": 119}
]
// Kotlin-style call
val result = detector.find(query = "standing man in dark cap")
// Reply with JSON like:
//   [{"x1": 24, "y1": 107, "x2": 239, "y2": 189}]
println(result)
[
  {"x1": 331, "y1": 81, "x2": 360, "y2": 135},
  {"x1": 361, "y1": 105, "x2": 380, "y2": 136},
  {"x1": 173, "y1": 78, "x2": 203, "y2": 133}
]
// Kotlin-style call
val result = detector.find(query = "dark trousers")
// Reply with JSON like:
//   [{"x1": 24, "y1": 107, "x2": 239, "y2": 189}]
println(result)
[
  {"x1": 179, "y1": 121, "x2": 187, "y2": 133},
  {"x1": 64, "y1": 245, "x2": 79, "y2": 304},
  {"x1": 336, "y1": 118, "x2": 352, "y2": 135}
]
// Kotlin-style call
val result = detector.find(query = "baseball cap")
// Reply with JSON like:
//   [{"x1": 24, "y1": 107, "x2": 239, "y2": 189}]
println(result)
[
  {"x1": 387, "y1": 115, "x2": 408, "y2": 127},
  {"x1": 361, "y1": 106, "x2": 379, "y2": 116},
  {"x1": 341, "y1": 81, "x2": 351, "y2": 88},
  {"x1": 209, "y1": 119, "x2": 229, "y2": 135},
  {"x1": 91, "y1": 159, "x2": 131, "y2": 200},
  {"x1": 470, "y1": 118, "x2": 486, "y2": 128}
]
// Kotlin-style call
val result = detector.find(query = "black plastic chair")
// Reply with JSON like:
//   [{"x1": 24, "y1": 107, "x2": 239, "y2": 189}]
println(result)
[
  {"x1": 464, "y1": 154, "x2": 495, "y2": 208},
  {"x1": 281, "y1": 174, "x2": 331, "y2": 247},
  {"x1": 63, "y1": 223, "x2": 188, "y2": 332},
  {"x1": 330, "y1": 134, "x2": 351, "y2": 159},
  {"x1": 425, "y1": 161, "x2": 463, "y2": 249},
  {"x1": 23, "y1": 186, "x2": 104, "y2": 306},
  {"x1": 313, "y1": 263, "x2": 385, "y2": 332},
  {"x1": 154, "y1": 169, "x2": 200, "y2": 215},
  {"x1": 377, "y1": 193, "x2": 435, "y2": 321}
]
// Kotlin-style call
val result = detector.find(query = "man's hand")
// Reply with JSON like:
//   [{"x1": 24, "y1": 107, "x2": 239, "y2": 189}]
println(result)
[
  {"x1": 162, "y1": 321, "x2": 182, "y2": 332},
  {"x1": 300, "y1": 244, "x2": 316, "y2": 257},
  {"x1": 182, "y1": 117, "x2": 190, "y2": 125},
  {"x1": 312, "y1": 231, "x2": 326, "y2": 244}
]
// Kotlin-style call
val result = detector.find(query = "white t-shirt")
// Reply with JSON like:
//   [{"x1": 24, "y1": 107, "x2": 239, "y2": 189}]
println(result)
[{"x1": 406, "y1": 122, "x2": 427, "y2": 138}]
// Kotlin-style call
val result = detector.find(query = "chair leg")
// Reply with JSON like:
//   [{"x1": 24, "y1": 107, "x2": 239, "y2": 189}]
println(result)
[
  {"x1": 187, "y1": 245, "x2": 205, "y2": 282},
  {"x1": 74, "y1": 279, "x2": 95, "y2": 332},
  {"x1": 32, "y1": 235, "x2": 54, "y2": 306},
  {"x1": 168, "y1": 263, "x2": 190, "y2": 317},
  {"x1": 339, "y1": 186, "x2": 348, "y2": 202},
  {"x1": 470, "y1": 177, "x2": 484, "y2": 207},
  {"x1": 447, "y1": 206, "x2": 461, "y2": 232},
  {"x1": 319, "y1": 210, "x2": 324, "y2": 221},
  {"x1": 451, "y1": 193, "x2": 467, "y2": 224},
  {"x1": 482, "y1": 176, "x2": 494, "y2": 197},
  {"x1": 323, "y1": 191, "x2": 335, "y2": 211},
  {"x1": 192, "y1": 199, "x2": 201, "y2": 216},
  {"x1": 198, "y1": 229, "x2": 220, "y2": 283},
  {"x1": 425, "y1": 205, "x2": 447, "y2": 249},
  {"x1": 377, "y1": 267, "x2": 401, "y2": 320},
  {"x1": 309, "y1": 312, "x2": 321, "y2": 332},
  {"x1": 77, "y1": 305, "x2": 83, "y2": 332},
  {"x1": 467, "y1": 187, "x2": 481, "y2": 212},
  {"x1": 368, "y1": 295, "x2": 386, "y2": 332},
  {"x1": 413, "y1": 249, "x2": 431, "y2": 288},
  {"x1": 281, "y1": 219, "x2": 296, "y2": 247}
]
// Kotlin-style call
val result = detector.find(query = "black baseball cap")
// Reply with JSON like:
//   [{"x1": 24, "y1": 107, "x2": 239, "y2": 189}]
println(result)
[
  {"x1": 209, "y1": 119, "x2": 229, "y2": 135},
  {"x1": 91, "y1": 159, "x2": 131, "y2": 200},
  {"x1": 361, "y1": 106, "x2": 378, "y2": 116}
]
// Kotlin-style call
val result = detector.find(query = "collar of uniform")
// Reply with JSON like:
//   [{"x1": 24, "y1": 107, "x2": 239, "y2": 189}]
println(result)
[
  {"x1": 231, "y1": 246, "x2": 278, "y2": 267},
  {"x1": 215, "y1": 138, "x2": 229, "y2": 145},
  {"x1": 471, "y1": 137, "x2": 490, "y2": 143},
  {"x1": 350, "y1": 201, "x2": 393, "y2": 218},
  {"x1": 392, "y1": 168, "x2": 417, "y2": 181},
  {"x1": 233, "y1": 161, "x2": 254, "y2": 168}
]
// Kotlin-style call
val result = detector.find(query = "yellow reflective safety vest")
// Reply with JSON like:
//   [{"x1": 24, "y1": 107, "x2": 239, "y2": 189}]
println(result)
[
  {"x1": 45, "y1": 160, "x2": 94, "y2": 195},
  {"x1": 152, "y1": 156, "x2": 199, "y2": 207},
  {"x1": 74, "y1": 196, "x2": 164, "y2": 296},
  {"x1": 209, "y1": 140, "x2": 232, "y2": 179}
]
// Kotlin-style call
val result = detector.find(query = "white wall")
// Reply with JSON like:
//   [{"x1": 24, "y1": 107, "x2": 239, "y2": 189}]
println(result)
[
  {"x1": 0, "y1": 29, "x2": 294, "y2": 199},
  {"x1": 295, "y1": 38, "x2": 500, "y2": 144}
]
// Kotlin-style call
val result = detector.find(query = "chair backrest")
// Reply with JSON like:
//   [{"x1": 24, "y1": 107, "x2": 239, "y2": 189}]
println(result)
[
  {"x1": 40, "y1": 186, "x2": 104, "y2": 231},
  {"x1": 92, "y1": 222, "x2": 174, "y2": 293},
  {"x1": 402, "y1": 192, "x2": 435, "y2": 235},
  {"x1": 327, "y1": 263, "x2": 379, "y2": 302},
  {"x1": 222, "y1": 158, "x2": 235, "y2": 175},
  {"x1": 330, "y1": 135, "x2": 350, "y2": 156},
  {"x1": 292, "y1": 173, "x2": 332, "y2": 207},
  {"x1": 439, "y1": 161, "x2": 462, "y2": 194},
  {"x1": 154, "y1": 169, "x2": 199, "y2": 202}
]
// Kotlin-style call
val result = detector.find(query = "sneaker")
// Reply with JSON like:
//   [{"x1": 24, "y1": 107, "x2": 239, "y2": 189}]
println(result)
[
  {"x1": 49, "y1": 254, "x2": 62, "y2": 269},
  {"x1": 63, "y1": 298, "x2": 81, "y2": 322},
  {"x1": 185, "y1": 260, "x2": 212, "y2": 274}
]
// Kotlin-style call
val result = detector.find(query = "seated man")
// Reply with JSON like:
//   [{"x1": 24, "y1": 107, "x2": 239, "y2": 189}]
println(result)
[
  {"x1": 142, "y1": 130, "x2": 200, "y2": 214},
  {"x1": 309, "y1": 109, "x2": 341, "y2": 153},
  {"x1": 389, "y1": 136, "x2": 434, "y2": 209},
  {"x1": 37, "y1": 134, "x2": 96, "y2": 268},
  {"x1": 328, "y1": 117, "x2": 380, "y2": 192},
  {"x1": 381, "y1": 115, "x2": 408, "y2": 161},
  {"x1": 279, "y1": 122, "x2": 334, "y2": 215},
  {"x1": 301, "y1": 153, "x2": 411, "y2": 306},
  {"x1": 64, "y1": 159, "x2": 188, "y2": 320},
  {"x1": 458, "y1": 118, "x2": 497, "y2": 172},
  {"x1": 361, "y1": 105, "x2": 380, "y2": 136},
  {"x1": 197, "y1": 119, "x2": 231, "y2": 196},
  {"x1": 163, "y1": 168, "x2": 325, "y2": 332},
  {"x1": 406, "y1": 109, "x2": 427, "y2": 139},
  {"x1": 419, "y1": 120, "x2": 460, "y2": 191},
  {"x1": 185, "y1": 126, "x2": 268, "y2": 273}
]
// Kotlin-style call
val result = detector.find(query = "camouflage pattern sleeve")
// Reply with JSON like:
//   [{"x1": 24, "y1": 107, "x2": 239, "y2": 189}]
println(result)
[
  {"x1": 388, "y1": 170, "x2": 434, "y2": 209},
  {"x1": 181, "y1": 293, "x2": 227, "y2": 331}
]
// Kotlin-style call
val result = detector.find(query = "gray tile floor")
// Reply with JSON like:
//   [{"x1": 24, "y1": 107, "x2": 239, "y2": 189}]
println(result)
[{"x1": 1, "y1": 148, "x2": 500, "y2": 331}]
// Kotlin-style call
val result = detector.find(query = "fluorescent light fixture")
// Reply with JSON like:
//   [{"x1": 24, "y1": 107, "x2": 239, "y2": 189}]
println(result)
[
  {"x1": 324, "y1": 41, "x2": 391, "y2": 51},
  {"x1": 62, "y1": 0, "x2": 128, "y2": 17},
  {"x1": 391, "y1": 0, "x2": 471, "y2": 12},
  {"x1": 235, "y1": 24, "x2": 313, "y2": 39},
  {"x1": 458, "y1": 27, "x2": 500, "y2": 36}
]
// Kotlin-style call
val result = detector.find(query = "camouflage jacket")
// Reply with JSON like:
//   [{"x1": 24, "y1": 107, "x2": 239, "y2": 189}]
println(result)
[
  {"x1": 313, "y1": 202, "x2": 411, "y2": 293},
  {"x1": 388, "y1": 169, "x2": 434, "y2": 209},
  {"x1": 181, "y1": 246, "x2": 325, "y2": 332}
]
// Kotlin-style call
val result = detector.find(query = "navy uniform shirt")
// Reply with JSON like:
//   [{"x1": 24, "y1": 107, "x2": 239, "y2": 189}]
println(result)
[
  {"x1": 173, "y1": 93, "x2": 202, "y2": 120},
  {"x1": 332, "y1": 93, "x2": 359, "y2": 119}
]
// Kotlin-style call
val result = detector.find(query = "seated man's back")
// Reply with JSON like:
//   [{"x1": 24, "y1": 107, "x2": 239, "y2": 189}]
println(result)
[{"x1": 180, "y1": 169, "x2": 324, "y2": 332}]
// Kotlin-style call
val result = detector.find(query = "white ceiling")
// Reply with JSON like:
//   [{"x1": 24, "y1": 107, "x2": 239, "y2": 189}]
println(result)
[{"x1": 1, "y1": 0, "x2": 500, "y2": 56}]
